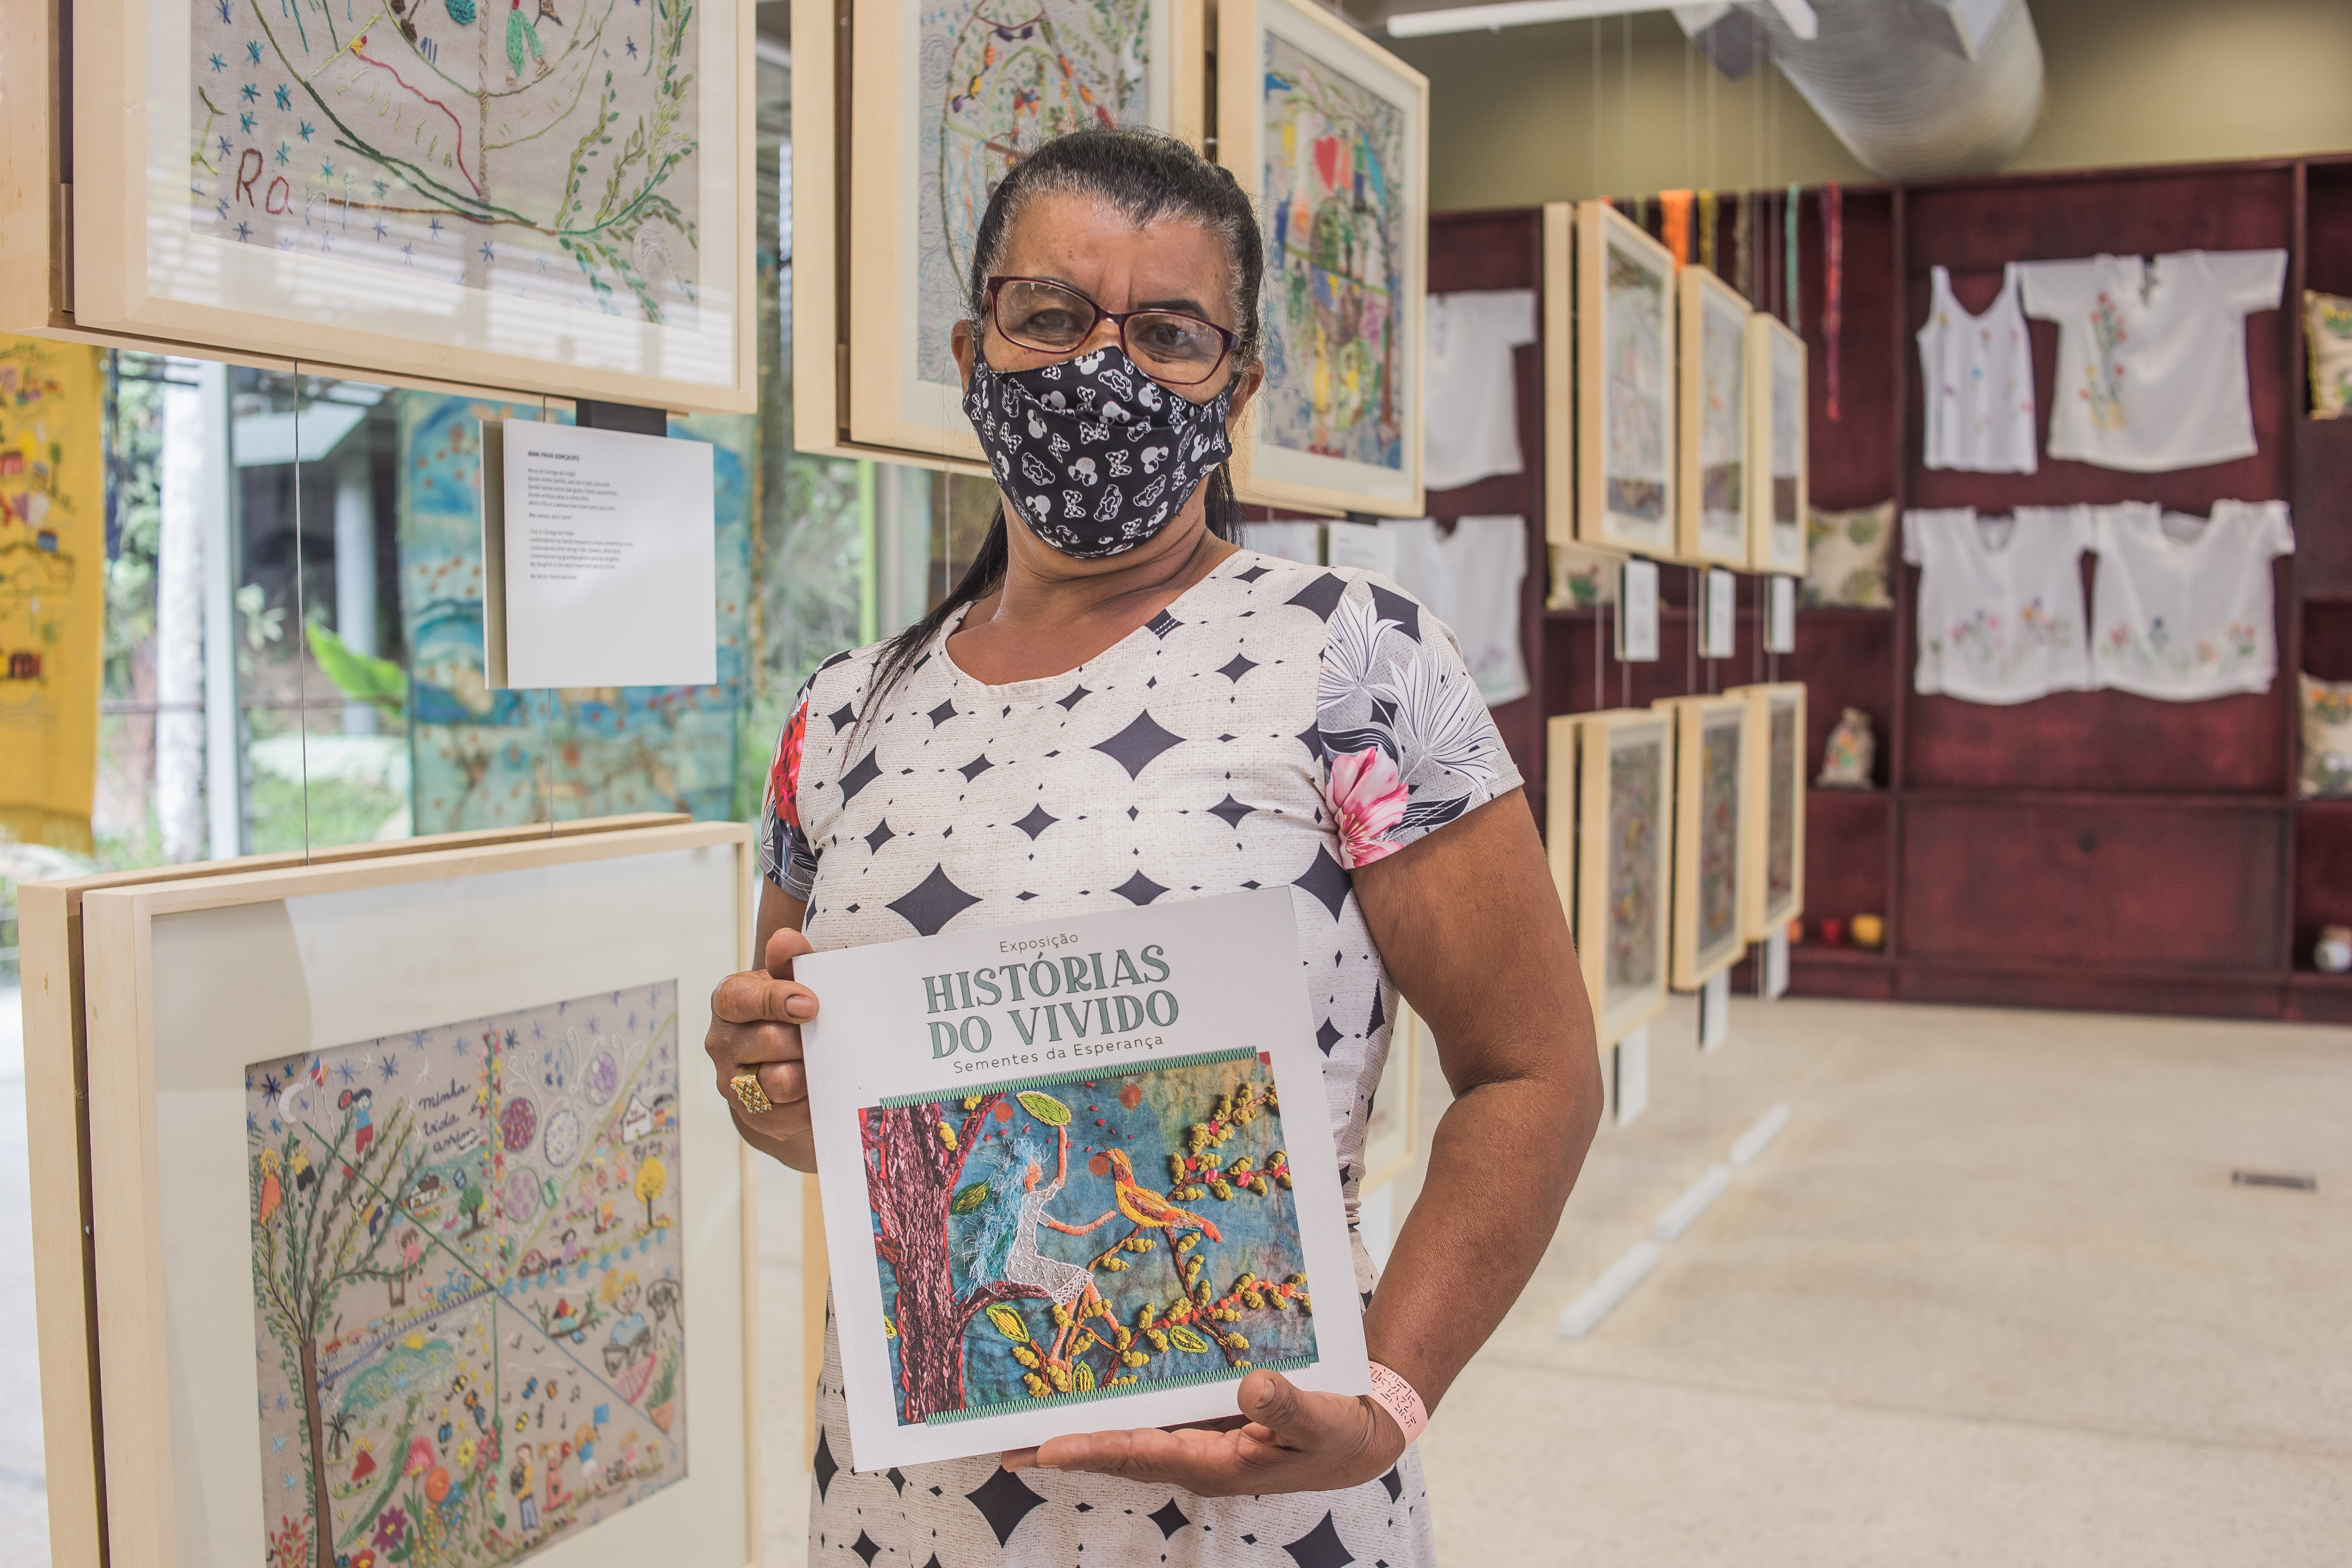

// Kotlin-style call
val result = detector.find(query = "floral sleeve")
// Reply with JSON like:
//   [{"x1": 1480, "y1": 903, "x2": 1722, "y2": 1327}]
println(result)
[
  {"x1": 759, "y1": 676, "x2": 818, "y2": 897},
  {"x1": 1314, "y1": 576, "x2": 1524, "y2": 869}
]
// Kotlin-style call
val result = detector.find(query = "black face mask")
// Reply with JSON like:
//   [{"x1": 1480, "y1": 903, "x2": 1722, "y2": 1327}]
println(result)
[{"x1": 962, "y1": 344, "x2": 1236, "y2": 560}]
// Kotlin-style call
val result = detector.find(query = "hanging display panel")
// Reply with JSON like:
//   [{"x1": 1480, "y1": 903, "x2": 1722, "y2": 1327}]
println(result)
[
  {"x1": 64, "y1": 822, "x2": 758, "y2": 1568},
  {"x1": 1574, "y1": 200, "x2": 1677, "y2": 558},
  {"x1": 1746, "y1": 312, "x2": 1808, "y2": 575},
  {"x1": 1218, "y1": 0, "x2": 1426, "y2": 516},
  {"x1": 1657, "y1": 693, "x2": 1751, "y2": 990},
  {"x1": 1731, "y1": 681, "x2": 1807, "y2": 942},
  {"x1": 1547, "y1": 710, "x2": 1672, "y2": 1051},
  {"x1": 837, "y1": 0, "x2": 1203, "y2": 462},
  {"x1": 70, "y1": 0, "x2": 755, "y2": 410},
  {"x1": 1677, "y1": 266, "x2": 1750, "y2": 567}
]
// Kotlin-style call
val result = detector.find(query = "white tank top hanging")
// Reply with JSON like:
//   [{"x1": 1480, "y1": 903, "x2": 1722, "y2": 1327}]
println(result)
[{"x1": 1919, "y1": 263, "x2": 2039, "y2": 474}]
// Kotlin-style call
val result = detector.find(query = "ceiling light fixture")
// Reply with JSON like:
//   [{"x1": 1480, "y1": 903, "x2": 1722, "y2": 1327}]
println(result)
[{"x1": 1384, "y1": 0, "x2": 1815, "y2": 42}]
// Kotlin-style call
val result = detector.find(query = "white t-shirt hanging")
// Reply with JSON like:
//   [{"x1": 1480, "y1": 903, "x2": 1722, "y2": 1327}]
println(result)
[
  {"x1": 2019, "y1": 249, "x2": 2287, "y2": 472},
  {"x1": 1905, "y1": 505, "x2": 2094, "y2": 704},
  {"x1": 1423, "y1": 289, "x2": 1538, "y2": 490},
  {"x1": 1919, "y1": 263, "x2": 2037, "y2": 474},
  {"x1": 2090, "y1": 499, "x2": 2294, "y2": 701},
  {"x1": 1329, "y1": 516, "x2": 1531, "y2": 706}
]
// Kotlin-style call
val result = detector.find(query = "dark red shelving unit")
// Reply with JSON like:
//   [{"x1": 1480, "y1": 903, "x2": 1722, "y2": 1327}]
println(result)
[{"x1": 1433, "y1": 153, "x2": 2352, "y2": 1020}]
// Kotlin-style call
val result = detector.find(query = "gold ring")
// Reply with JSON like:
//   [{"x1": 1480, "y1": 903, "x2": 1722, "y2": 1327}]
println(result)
[{"x1": 729, "y1": 1070, "x2": 774, "y2": 1116}]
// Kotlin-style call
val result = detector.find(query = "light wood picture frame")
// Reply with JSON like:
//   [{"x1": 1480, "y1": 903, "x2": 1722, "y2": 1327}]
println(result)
[
  {"x1": 34, "y1": 820, "x2": 759, "y2": 1568},
  {"x1": 836, "y1": 0, "x2": 1204, "y2": 462},
  {"x1": 1575, "y1": 200, "x2": 1678, "y2": 558},
  {"x1": 1548, "y1": 710, "x2": 1673, "y2": 1050},
  {"x1": 1657, "y1": 693, "x2": 1752, "y2": 989},
  {"x1": 1542, "y1": 201, "x2": 1575, "y2": 547},
  {"x1": 68, "y1": 0, "x2": 756, "y2": 412},
  {"x1": 1217, "y1": 0, "x2": 1427, "y2": 517},
  {"x1": 1677, "y1": 265, "x2": 1751, "y2": 567},
  {"x1": 1731, "y1": 682, "x2": 1807, "y2": 942},
  {"x1": 1746, "y1": 312, "x2": 1809, "y2": 574},
  {"x1": 19, "y1": 815, "x2": 694, "y2": 1568}
]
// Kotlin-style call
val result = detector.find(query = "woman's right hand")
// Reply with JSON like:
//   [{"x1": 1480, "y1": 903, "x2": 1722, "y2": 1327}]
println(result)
[{"x1": 706, "y1": 927, "x2": 821, "y2": 1171}]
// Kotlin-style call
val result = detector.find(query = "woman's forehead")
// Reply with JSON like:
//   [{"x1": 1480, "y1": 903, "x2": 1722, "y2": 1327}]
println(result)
[{"x1": 999, "y1": 190, "x2": 1232, "y2": 307}]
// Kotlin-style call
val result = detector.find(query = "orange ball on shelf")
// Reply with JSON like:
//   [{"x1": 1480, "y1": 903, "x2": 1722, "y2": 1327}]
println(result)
[{"x1": 1850, "y1": 913, "x2": 1885, "y2": 950}]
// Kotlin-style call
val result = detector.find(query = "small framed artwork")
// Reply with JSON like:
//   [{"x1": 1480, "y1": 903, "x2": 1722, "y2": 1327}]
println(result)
[
  {"x1": 1548, "y1": 710, "x2": 1673, "y2": 1050},
  {"x1": 1731, "y1": 681, "x2": 1808, "y2": 942},
  {"x1": 1219, "y1": 0, "x2": 1427, "y2": 516},
  {"x1": 1575, "y1": 199, "x2": 1677, "y2": 557},
  {"x1": 831, "y1": 0, "x2": 1205, "y2": 463},
  {"x1": 58, "y1": 822, "x2": 758, "y2": 1568},
  {"x1": 1677, "y1": 266, "x2": 1751, "y2": 567},
  {"x1": 1747, "y1": 312, "x2": 1809, "y2": 574},
  {"x1": 74, "y1": 0, "x2": 755, "y2": 411},
  {"x1": 1657, "y1": 693, "x2": 1752, "y2": 990}
]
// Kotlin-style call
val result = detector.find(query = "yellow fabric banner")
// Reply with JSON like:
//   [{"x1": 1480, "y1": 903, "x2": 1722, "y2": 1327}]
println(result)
[{"x1": 0, "y1": 336, "x2": 106, "y2": 851}]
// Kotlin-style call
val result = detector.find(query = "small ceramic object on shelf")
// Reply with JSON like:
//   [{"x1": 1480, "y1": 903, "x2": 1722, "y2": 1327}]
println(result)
[
  {"x1": 1850, "y1": 913, "x2": 1885, "y2": 950},
  {"x1": 2316, "y1": 924, "x2": 2352, "y2": 974},
  {"x1": 1817, "y1": 707, "x2": 1877, "y2": 788},
  {"x1": 1819, "y1": 917, "x2": 1846, "y2": 946},
  {"x1": 1785, "y1": 916, "x2": 1804, "y2": 945}
]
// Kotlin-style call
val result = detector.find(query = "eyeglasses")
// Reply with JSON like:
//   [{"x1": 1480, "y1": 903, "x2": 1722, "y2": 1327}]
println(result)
[{"x1": 983, "y1": 275, "x2": 1238, "y2": 387}]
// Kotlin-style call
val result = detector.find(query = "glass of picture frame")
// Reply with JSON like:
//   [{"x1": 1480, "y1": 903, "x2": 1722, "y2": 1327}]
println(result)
[
  {"x1": 1678, "y1": 266, "x2": 1751, "y2": 568},
  {"x1": 1730, "y1": 681, "x2": 1808, "y2": 943},
  {"x1": 30, "y1": 822, "x2": 760, "y2": 1568},
  {"x1": 1746, "y1": 312, "x2": 1809, "y2": 575},
  {"x1": 1656, "y1": 693, "x2": 1752, "y2": 990},
  {"x1": 1548, "y1": 709, "x2": 1674, "y2": 1050},
  {"x1": 74, "y1": 0, "x2": 755, "y2": 410},
  {"x1": 1219, "y1": 0, "x2": 1427, "y2": 517},
  {"x1": 1575, "y1": 199, "x2": 1678, "y2": 558}
]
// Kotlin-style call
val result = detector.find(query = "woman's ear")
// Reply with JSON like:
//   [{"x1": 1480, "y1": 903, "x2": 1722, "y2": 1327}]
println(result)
[
  {"x1": 1223, "y1": 362, "x2": 1265, "y2": 433},
  {"x1": 952, "y1": 318, "x2": 976, "y2": 391}
]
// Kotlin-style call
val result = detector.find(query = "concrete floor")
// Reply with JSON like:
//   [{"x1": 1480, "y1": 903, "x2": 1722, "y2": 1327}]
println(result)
[
  {"x1": 2, "y1": 987, "x2": 2346, "y2": 1565},
  {"x1": 1408, "y1": 993, "x2": 2352, "y2": 1567}
]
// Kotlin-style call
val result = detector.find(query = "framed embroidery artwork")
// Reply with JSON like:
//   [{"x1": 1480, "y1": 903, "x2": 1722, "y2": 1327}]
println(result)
[
  {"x1": 1547, "y1": 710, "x2": 1672, "y2": 1050},
  {"x1": 42, "y1": 822, "x2": 759, "y2": 1568},
  {"x1": 1657, "y1": 694, "x2": 1751, "y2": 989},
  {"x1": 1218, "y1": 0, "x2": 1427, "y2": 516},
  {"x1": 1729, "y1": 682, "x2": 1807, "y2": 942},
  {"x1": 69, "y1": 0, "x2": 756, "y2": 410},
  {"x1": 1575, "y1": 200, "x2": 1678, "y2": 557},
  {"x1": 820, "y1": 0, "x2": 1204, "y2": 463},
  {"x1": 1678, "y1": 266, "x2": 1750, "y2": 567},
  {"x1": 1746, "y1": 312, "x2": 1808, "y2": 575}
]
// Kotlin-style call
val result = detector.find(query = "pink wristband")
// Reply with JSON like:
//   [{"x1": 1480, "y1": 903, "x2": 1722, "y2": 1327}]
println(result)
[{"x1": 1365, "y1": 1361, "x2": 1428, "y2": 1446}]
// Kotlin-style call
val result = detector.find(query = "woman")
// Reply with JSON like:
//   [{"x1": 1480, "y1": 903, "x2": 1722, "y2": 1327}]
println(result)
[
  {"x1": 709, "y1": 126, "x2": 1600, "y2": 1563},
  {"x1": 969, "y1": 1128, "x2": 1116, "y2": 1370}
]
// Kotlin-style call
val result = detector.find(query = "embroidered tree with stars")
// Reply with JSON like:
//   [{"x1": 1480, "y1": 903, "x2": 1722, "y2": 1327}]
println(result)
[{"x1": 249, "y1": 1088, "x2": 429, "y2": 1568}]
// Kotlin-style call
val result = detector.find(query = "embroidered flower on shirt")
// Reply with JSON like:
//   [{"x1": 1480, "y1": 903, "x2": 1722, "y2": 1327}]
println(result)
[{"x1": 2082, "y1": 292, "x2": 2128, "y2": 431}]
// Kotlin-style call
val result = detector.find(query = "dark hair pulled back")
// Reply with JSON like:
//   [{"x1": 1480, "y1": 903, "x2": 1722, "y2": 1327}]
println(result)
[{"x1": 860, "y1": 126, "x2": 1264, "y2": 720}]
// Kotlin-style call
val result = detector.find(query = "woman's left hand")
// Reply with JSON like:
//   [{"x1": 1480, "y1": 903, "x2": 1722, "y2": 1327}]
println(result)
[{"x1": 1000, "y1": 1370, "x2": 1404, "y2": 1497}]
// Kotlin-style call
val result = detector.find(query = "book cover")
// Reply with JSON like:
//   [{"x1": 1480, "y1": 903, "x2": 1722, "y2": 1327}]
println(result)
[{"x1": 796, "y1": 888, "x2": 1368, "y2": 1470}]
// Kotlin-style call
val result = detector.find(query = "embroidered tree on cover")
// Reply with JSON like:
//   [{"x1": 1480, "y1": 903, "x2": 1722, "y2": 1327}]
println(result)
[
  {"x1": 860, "y1": 1091, "x2": 1050, "y2": 1423},
  {"x1": 250, "y1": 1101, "x2": 430, "y2": 1568}
]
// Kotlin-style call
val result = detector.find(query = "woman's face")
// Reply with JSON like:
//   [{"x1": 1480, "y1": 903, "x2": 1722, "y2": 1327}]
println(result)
[{"x1": 951, "y1": 188, "x2": 1260, "y2": 412}]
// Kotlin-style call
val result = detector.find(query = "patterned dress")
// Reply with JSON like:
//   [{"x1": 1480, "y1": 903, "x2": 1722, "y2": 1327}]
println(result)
[{"x1": 759, "y1": 550, "x2": 1522, "y2": 1566}]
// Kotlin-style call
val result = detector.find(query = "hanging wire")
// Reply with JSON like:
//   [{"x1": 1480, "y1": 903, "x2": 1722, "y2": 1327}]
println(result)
[
  {"x1": 1621, "y1": 15, "x2": 1633, "y2": 199},
  {"x1": 293, "y1": 361, "x2": 313, "y2": 864},
  {"x1": 1592, "y1": 19, "x2": 1604, "y2": 198}
]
